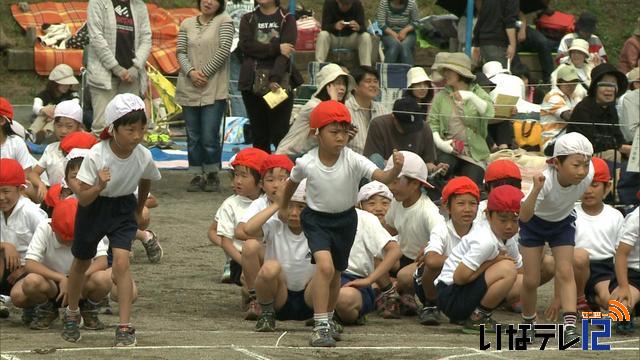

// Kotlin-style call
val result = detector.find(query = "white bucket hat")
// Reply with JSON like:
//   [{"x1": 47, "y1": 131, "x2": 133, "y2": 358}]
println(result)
[
  {"x1": 569, "y1": 38, "x2": 590, "y2": 57},
  {"x1": 384, "y1": 151, "x2": 434, "y2": 188},
  {"x1": 483, "y1": 61, "x2": 510, "y2": 80},
  {"x1": 406, "y1": 67, "x2": 431, "y2": 88},
  {"x1": 49, "y1": 64, "x2": 79, "y2": 85},
  {"x1": 313, "y1": 64, "x2": 356, "y2": 98},
  {"x1": 53, "y1": 100, "x2": 83, "y2": 124}
]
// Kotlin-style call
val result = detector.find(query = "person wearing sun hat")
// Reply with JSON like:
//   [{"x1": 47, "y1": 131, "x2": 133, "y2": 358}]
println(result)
[
  {"x1": 428, "y1": 52, "x2": 494, "y2": 188},
  {"x1": 557, "y1": 11, "x2": 608, "y2": 65},
  {"x1": 618, "y1": 16, "x2": 640, "y2": 74},
  {"x1": 404, "y1": 67, "x2": 433, "y2": 113},
  {"x1": 541, "y1": 64, "x2": 582, "y2": 146},
  {"x1": 551, "y1": 38, "x2": 593, "y2": 103}
]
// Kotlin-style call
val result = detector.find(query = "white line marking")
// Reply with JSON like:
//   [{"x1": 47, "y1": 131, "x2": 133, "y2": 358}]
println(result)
[
  {"x1": 1, "y1": 355, "x2": 22, "y2": 360},
  {"x1": 232, "y1": 347, "x2": 272, "y2": 360},
  {"x1": 605, "y1": 338, "x2": 640, "y2": 345},
  {"x1": 437, "y1": 347, "x2": 509, "y2": 360},
  {"x1": 275, "y1": 331, "x2": 287, "y2": 347}
]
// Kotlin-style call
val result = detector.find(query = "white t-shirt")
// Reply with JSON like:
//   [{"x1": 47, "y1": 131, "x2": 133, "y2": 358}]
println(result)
[
  {"x1": 216, "y1": 194, "x2": 255, "y2": 252},
  {"x1": 436, "y1": 219, "x2": 523, "y2": 286},
  {"x1": 0, "y1": 196, "x2": 48, "y2": 264},
  {"x1": 76, "y1": 141, "x2": 161, "y2": 197},
  {"x1": 385, "y1": 193, "x2": 445, "y2": 260},
  {"x1": 290, "y1": 147, "x2": 378, "y2": 213},
  {"x1": 575, "y1": 204, "x2": 623, "y2": 260},
  {"x1": 474, "y1": 199, "x2": 488, "y2": 223},
  {"x1": 345, "y1": 209, "x2": 396, "y2": 278},
  {"x1": 262, "y1": 217, "x2": 314, "y2": 291},
  {"x1": 25, "y1": 220, "x2": 108, "y2": 275},
  {"x1": 0, "y1": 135, "x2": 37, "y2": 169},
  {"x1": 424, "y1": 220, "x2": 469, "y2": 258},
  {"x1": 526, "y1": 165, "x2": 594, "y2": 222},
  {"x1": 618, "y1": 207, "x2": 639, "y2": 272},
  {"x1": 38, "y1": 142, "x2": 65, "y2": 185},
  {"x1": 239, "y1": 194, "x2": 271, "y2": 223}
]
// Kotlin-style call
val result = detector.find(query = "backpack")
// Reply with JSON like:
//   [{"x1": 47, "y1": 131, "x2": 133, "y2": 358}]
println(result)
[
  {"x1": 513, "y1": 120, "x2": 543, "y2": 152},
  {"x1": 536, "y1": 11, "x2": 575, "y2": 41}
]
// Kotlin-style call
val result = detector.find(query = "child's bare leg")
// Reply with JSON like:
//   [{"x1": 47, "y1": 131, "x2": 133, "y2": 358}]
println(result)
[
  {"x1": 396, "y1": 263, "x2": 417, "y2": 295},
  {"x1": 327, "y1": 271, "x2": 341, "y2": 313},
  {"x1": 255, "y1": 260, "x2": 288, "y2": 320},
  {"x1": 67, "y1": 258, "x2": 92, "y2": 311},
  {"x1": 111, "y1": 248, "x2": 134, "y2": 325},
  {"x1": 241, "y1": 239, "x2": 264, "y2": 293},
  {"x1": 16, "y1": 275, "x2": 54, "y2": 307},
  {"x1": 335, "y1": 286, "x2": 362, "y2": 324},
  {"x1": 422, "y1": 265, "x2": 442, "y2": 303},
  {"x1": 83, "y1": 271, "x2": 112, "y2": 302},
  {"x1": 109, "y1": 268, "x2": 138, "y2": 304},
  {"x1": 551, "y1": 245, "x2": 577, "y2": 325},
  {"x1": 573, "y1": 249, "x2": 590, "y2": 299},
  {"x1": 520, "y1": 246, "x2": 544, "y2": 319},
  {"x1": 540, "y1": 255, "x2": 555, "y2": 285},
  {"x1": 482, "y1": 260, "x2": 518, "y2": 309},
  {"x1": 506, "y1": 274, "x2": 523, "y2": 304},
  {"x1": 310, "y1": 251, "x2": 334, "y2": 315}
]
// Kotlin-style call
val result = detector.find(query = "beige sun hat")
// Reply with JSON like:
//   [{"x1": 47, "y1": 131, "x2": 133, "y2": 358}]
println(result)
[
  {"x1": 406, "y1": 67, "x2": 431, "y2": 88},
  {"x1": 430, "y1": 52, "x2": 449, "y2": 82},
  {"x1": 626, "y1": 67, "x2": 639, "y2": 82},
  {"x1": 48, "y1": 63, "x2": 79, "y2": 85},
  {"x1": 313, "y1": 63, "x2": 356, "y2": 98},
  {"x1": 569, "y1": 38, "x2": 590, "y2": 57},
  {"x1": 436, "y1": 52, "x2": 475, "y2": 80}
]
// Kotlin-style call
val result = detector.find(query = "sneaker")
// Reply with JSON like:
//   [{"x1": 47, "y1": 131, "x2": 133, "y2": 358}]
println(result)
[
  {"x1": 0, "y1": 296, "x2": 10, "y2": 319},
  {"x1": 245, "y1": 299, "x2": 262, "y2": 321},
  {"x1": 419, "y1": 306, "x2": 445, "y2": 326},
  {"x1": 563, "y1": 325, "x2": 580, "y2": 347},
  {"x1": 380, "y1": 292, "x2": 401, "y2": 319},
  {"x1": 399, "y1": 294, "x2": 418, "y2": 316},
  {"x1": 30, "y1": 301, "x2": 59, "y2": 330},
  {"x1": 255, "y1": 312, "x2": 276, "y2": 332},
  {"x1": 22, "y1": 307, "x2": 35, "y2": 324},
  {"x1": 115, "y1": 325, "x2": 137, "y2": 347},
  {"x1": 141, "y1": 230, "x2": 163, "y2": 263},
  {"x1": 220, "y1": 260, "x2": 232, "y2": 284},
  {"x1": 329, "y1": 319, "x2": 343, "y2": 341},
  {"x1": 61, "y1": 309, "x2": 82, "y2": 342},
  {"x1": 615, "y1": 319, "x2": 636, "y2": 335},
  {"x1": 203, "y1": 172, "x2": 220, "y2": 192},
  {"x1": 187, "y1": 175, "x2": 205, "y2": 192},
  {"x1": 80, "y1": 300, "x2": 104, "y2": 330},
  {"x1": 98, "y1": 297, "x2": 113, "y2": 315},
  {"x1": 462, "y1": 313, "x2": 497, "y2": 334},
  {"x1": 309, "y1": 327, "x2": 336, "y2": 347}
]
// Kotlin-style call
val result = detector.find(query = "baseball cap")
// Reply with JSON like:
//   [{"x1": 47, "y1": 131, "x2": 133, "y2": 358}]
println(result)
[
  {"x1": 384, "y1": 150, "x2": 434, "y2": 188},
  {"x1": 0, "y1": 97, "x2": 13, "y2": 123},
  {"x1": 551, "y1": 132, "x2": 594, "y2": 160},
  {"x1": 310, "y1": 100, "x2": 351, "y2": 130},
  {"x1": 591, "y1": 157, "x2": 611, "y2": 182},
  {"x1": 105, "y1": 93, "x2": 146, "y2": 127},
  {"x1": 48, "y1": 64, "x2": 79, "y2": 85},
  {"x1": 60, "y1": 131, "x2": 98, "y2": 154},
  {"x1": 291, "y1": 179, "x2": 307, "y2": 203},
  {"x1": 231, "y1": 147, "x2": 269, "y2": 173},
  {"x1": 53, "y1": 100, "x2": 83, "y2": 123},
  {"x1": 556, "y1": 65, "x2": 581, "y2": 82},
  {"x1": 486, "y1": 185, "x2": 523, "y2": 213},
  {"x1": 51, "y1": 198, "x2": 79, "y2": 242},
  {"x1": 260, "y1": 154, "x2": 294, "y2": 177},
  {"x1": 442, "y1": 176, "x2": 480, "y2": 204},
  {"x1": 392, "y1": 98, "x2": 425, "y2": 133},
  {"x1": 0, "y1": 158, "x2": 26, "y2": 187},
  {"x1": 484, "y1": 159, "x2": 522, "y2": 182},
  {"x1": 357, "y1": 181, "x2": 393, "y2": 203}
]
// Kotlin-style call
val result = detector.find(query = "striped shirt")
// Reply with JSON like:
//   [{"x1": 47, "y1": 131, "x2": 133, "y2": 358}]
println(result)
[
  {"x1": 376, "y1": 0, "x2": 419, "y2": 33},
  {"x1": 176, "y1": 16, "x2": 234, "y2": 78},
  {"x1": 540, "y1": 88, "x2": 574, "y2": 144}
]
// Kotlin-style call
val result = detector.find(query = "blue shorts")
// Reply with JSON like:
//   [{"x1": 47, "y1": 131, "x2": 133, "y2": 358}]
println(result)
[
  {"x1": 519, "y1": 212, "x2": 577, "y2": 248},
  {"x1": 413, "y1": 266, "x2": 427, "y2": 305},
  {"x1": 436, "y1": 273, "x2": 488, "y2": 322},
  {"x1": 301, "y1": 207, "x2": 357, "y2": 271},
  {"x1": 609, "y1": 268, "x2": 640, "y2": 292},
  {"x1": 585, "y1": 258, "x2": 614, "y2": 302},
  {"x1": 341, "y1": 273, "x2": 376, "y2": 316},
  {"x1": 276, "y1": 290, "x2": 313, "y2": 321}
]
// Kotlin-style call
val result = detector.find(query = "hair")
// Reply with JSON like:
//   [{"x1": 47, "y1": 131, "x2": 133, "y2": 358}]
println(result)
[
  {"x1": 486, "y1": 178, "x2": 522, "y2": 192},
  {"x1": 264, "y1": 167, "x2": 291, "y2": 177},
  {"x1": 316, "y1": 75, "x2": 349, "y2": 102},
  {"x1": 197, "y1": 0, "x2": 226, "y2": 15},
  {"x1": 234, "y1": 165, "x2": 262, "y2": 185},
  {"x1": 0, "y1": 120, "x2": 16, "y2": 137},
  {"x1": 352, "y1": 66, "x2": 379, "y2": 84},
  {"x1": 65, "y1": 157, "x2": 84, "y2": 179},
  {"x1": 113, "y1": 110, "x2": 147, "y2": 130}
]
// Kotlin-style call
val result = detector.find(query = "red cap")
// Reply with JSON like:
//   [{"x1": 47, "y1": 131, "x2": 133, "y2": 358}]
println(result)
[
  {"x1": 484, "y1": 159, "x2": 522, "y2": 182},
  {"x1": 487, "y1": 185, "x2": 523, "y2": 213},
  {"x1": 231, "y1": 147, "x2": 269, "y2": 173},
  {"x1": 591, "y1": 157, "x2": 611, "y2": 183},
  {"x1": 0, "y1": 158, "x2": 26, "y2": 187},
  {"x1": 60, "y1": 132, "x2": 98, "y2": 154},
  {"x1": 51, "y1": 198, "x2": 78, "y2": 242},
  {"x1": 0, "y1": 97, "x2": 13, "y2": 123},
  {"x1": 44, "y1": 183, "x2": 63, "y2": 208},
  {"x1": 442, "y1": 176, "x2": 480, "y2": 204},
  {"x1": 260, "y1": 154, "x2": 294, "y2": 177},
  {"x1": 310, "y1": 100, "x2": 351, "y2": 130}
]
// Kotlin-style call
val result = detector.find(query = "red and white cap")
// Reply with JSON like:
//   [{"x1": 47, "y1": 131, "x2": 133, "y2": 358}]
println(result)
[
  {"x1": 384, "y1": 150, "x2": 434, "y2": 188},
  {"x1": 357, "y1": 181, "x2": 393, "y2": 203},
  {"x1": 54, "y1": 100, "x2": 83, "y2": 124}
]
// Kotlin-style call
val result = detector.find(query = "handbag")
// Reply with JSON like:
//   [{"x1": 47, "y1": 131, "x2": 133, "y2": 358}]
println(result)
[
  {"x1": 252, "y1": 66, "x2": 290, "y2": 96},
  {"x1": 513, "y1": 120, "x2": 543, "y2": 151}
]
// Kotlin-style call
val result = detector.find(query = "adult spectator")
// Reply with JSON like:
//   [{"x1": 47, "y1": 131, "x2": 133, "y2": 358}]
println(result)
[
  {"x1": 276, "y1": 63, "x2": 355, "y2": 157},
  {"x1": 551, "y1": 38, "x2": 593, "y2": 102},
  {"x1": 617, "y1": 67, "x2": 639, "y2": 143},
  {"x1": 238, "y1": 0, "x2": 303, "y2": 153},
  {"x1": 86, "y1": 0, "x2": 151, "y2": 136},
  {"x1": 316, "y1": 0, "x2": 372, "y2": 66},
  {"x1": 540, "y1": 65, "x2": 581, "y2": 146},
  {"x1": 227, "y1": 0, "x2": 255, "y2": 117},
  {"x1": 471, "y1": 0, "x2": 518, "y2": 68},
  {"x1": 509, "y1": 10, "x2": 557, "y2": 83},
  {"x1": 557, "y1": 11, "x2": 607, "y2": 64},
  {"x1": 618, "y1": 16, "x2": 640, "y2": 74},
  {"x1": 376, "y1": 0, "x2": 420, "y2": 65},
  {"x1": 345, "y1": 66, "x2": 389, "y2": 154},
  {"x1": 429, "y1": 53, "x2": 493, "y2": 187},
  {"x1": 404, "y1": 67, "x2": 434, "y2": 113},
  {"x1": 176, "y1": 0, "x2": 233, "y2": 192}
]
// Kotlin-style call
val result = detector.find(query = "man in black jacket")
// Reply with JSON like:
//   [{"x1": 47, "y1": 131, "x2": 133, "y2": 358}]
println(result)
[
  {"x1": 315, "y1": 0, "x2": 372, "y2": 66},
  {"x1": 471, "y1": 0, "x2": 519, "y2": 68}
]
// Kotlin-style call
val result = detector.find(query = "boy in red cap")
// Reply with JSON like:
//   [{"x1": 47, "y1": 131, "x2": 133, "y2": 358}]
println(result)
[
  {"x1": 280, "y1": 100, "x2": 404, "y2": 347},
  {"x1": 10, "y1": 199, "x2": 111, "y2": 330},
  {"x1": 414, "y1": 176, "x2": 479, "y2": 326},
  {"x1": 435, "y1": 185, "x2": 524, "y2": 333}
]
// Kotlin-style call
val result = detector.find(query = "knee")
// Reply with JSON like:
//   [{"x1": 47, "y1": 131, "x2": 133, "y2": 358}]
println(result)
[
  {"x1": 257, "y1": 260, "x2": 281, "y2": 281},
  {"x1": 555, "y1": 262, "x2": 574, "y2": 281},
  {"x1": 242, "y1": 239, "x2": 262, "y2": 257},
  {"x1": 22, "y1": 274, "x2": 45, "y2": 294},
  {"x1": 337, "y1": 288, "x2": 359, "y2": 309},
  {"x1": 360, "y1": 33, "x2": 371, "y2": 44},
  {"x1": 496, "y1": 260, "x2": 518, "y2": 280},
  {"x1": 111, "y1": 257, "x2": 131, "y2": 278},
  {"x1": 90, "y1": 271, "x2": 113, "y2": 291},
  {"x1": 316, "y1": 261, "x2": 335, "y2": 279},
  {"x1": 574, "y1": 249, "x2": 590, "y2": 270}
]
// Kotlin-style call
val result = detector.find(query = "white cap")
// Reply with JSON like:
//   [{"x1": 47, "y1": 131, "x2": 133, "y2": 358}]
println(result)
[
  {"x1": 406, "y1": 67, "x2": 431, "y2": 88},
  {"x1": 105, "y1": 93, "x2": 145, "y2": 126},
  {"x1": 552, "y1": 132, "x2": 594, "y2": 159},
  {"x1": 357, "y1": 181, "x2": 393, "y2": 203},
  {"x1": 384, "y1": 151, "x2": 434, "y2": 188},
  {"x1": 569, "y1": 38, "x2": 589, "y2": 56},
  {"x1": 53, "y1": 100, "x2": 83, "y2": 123},
  {"x1": 48, "y1": 64, "x2": 79, "y2": 85},
  {"x1": 483, "y1": 61, "x2": 510, "y2": 80},
  {"x1": 291, "y1": 179, "x2": 307, "y2": 203},
  {"x1": 65, "y1": 148, "x2": 91, "y2": 161},
  {"x1": 9, "y1": 121, "x2": 28, "y2": 141}
]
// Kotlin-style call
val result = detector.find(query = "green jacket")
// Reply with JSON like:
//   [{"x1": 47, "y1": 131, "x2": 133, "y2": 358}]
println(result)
[{"x1": 428, "y1": 84, "x2": 493, "y2": 161}]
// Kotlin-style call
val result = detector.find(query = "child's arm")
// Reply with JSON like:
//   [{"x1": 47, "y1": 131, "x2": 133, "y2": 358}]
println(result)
[
  {"x1": 279, "y1": 179, "x2": 299, "y2": 215},
  {"x1": 244, "y1": 203, "x2": 279, "y2": 239},
  {"x1": 425, "y1": 251, "x2": 446, "y2": 272},
  {"x1": 24, "y1": 260, "x2": 66, "y2": 283},
  {"x1": 220, "y1": 236, "x2": 242, "y2": 263},
  {"x1": 519, "y1": 174, "x2": 545, "y2": 223},
  {"x1": 76, "y1": 168, "x2": 110, "y2": 207},
  {"x1": 25, "y1": 168, "x2": 46, "y2": 203},
  {"x1": 208, "y1": 221, "x2": 222, "y2": 247},
  {"x1": 611, "y1": 243, "x2": 633, "y2": 307},
  {"x1": 453, "y1": 253, "x2": 511, "y2": 285},
  {"x1": 136, "y1": 179, "x2": 151, "y2": 224},
  {"x1": 0, "y1": 242, "x2": 21, "y2": 272},
  {"x1": 371, "y1": 150, "x2": 404, "y2": 185},
  {"x1": 345, "y1": 241, "x2": 402, "y2": 288},
  {"x1": 85, "y1": 256, "x2": 108, "y2": 277}
]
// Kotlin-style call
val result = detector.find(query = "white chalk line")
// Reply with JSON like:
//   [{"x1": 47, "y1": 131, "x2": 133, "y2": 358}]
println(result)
[
  {"x1": 232, "y1": 346, "x2": 272, "y2": 360},
  {"x1": 1, "y1": 355, "x2": 22, "y2": 360},
  {"x1": 275, "y1": 331, "x2": 287, "y2": 347}
]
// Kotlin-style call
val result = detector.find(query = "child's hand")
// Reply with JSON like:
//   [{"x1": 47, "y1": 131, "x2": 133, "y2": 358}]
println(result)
[
  {"x1": 392, "y1": 149, "x2": 404, "y2": 170},
  {"x1": 36, "y1": 182, "x2": 47, "y2": 203},
  {"x1": 532, "y1": 174, "x2": 545, "y2": 191},
  {"x1": 97, "y1": 167, "x2": 111, "y2": 189},
  {"x1": 347, "y1": 124, "x2": 358, "y2": 141},
  {"x1": 344, "y1": 277, "x2": 372, "y2": 289},
  {"x1": 544, "y1": 297, "x2": 561, "y2": 321},
  {"x1": 3, "y1": 243, "x2": 21, "y2": 272},
  {"x1": 57, "y1": 277, "x2": 69, "y2": 306},
  {"x1": 610, "y1": 286, "x2": 631, "y2": 308}
]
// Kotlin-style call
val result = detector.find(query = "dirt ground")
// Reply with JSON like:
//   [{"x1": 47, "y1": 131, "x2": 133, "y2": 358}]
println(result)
[{"x1": 1, "y1": 170, "x2": 638, "y2": 359}]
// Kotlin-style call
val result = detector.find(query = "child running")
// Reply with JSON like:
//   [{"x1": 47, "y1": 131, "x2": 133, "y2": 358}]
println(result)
[{"x1": 280, "y1": 100, "x2": 404, "y2": 347}]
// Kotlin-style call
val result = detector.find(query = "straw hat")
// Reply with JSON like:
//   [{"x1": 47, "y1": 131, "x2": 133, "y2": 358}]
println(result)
[
  {"x1": 406, "y1": 67, "x2": 431, "y2": 88},
  {"x1": 626, "y1": 67, "x2": 639, "y2": 83},
  {"x1": 436, "y1": 52, "x2": 475, "y2": 80}
]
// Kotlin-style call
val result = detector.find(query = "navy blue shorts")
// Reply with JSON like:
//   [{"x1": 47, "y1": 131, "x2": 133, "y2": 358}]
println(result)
[
  {"x1": 519, "y1": 212, "x2": 577, "y2": 248},
  {"x1": 341, "y1": 273, "x2": 376, "y2": 316},
  {"x1": 609, "y1": 268, "x2": 640, "y2": 292},
  {"x1": 229, "y1": 259, "x2": 243, "y2": 287},
  {"x1": 389, "y1": 255, "x2": 414, "y2": 278},
  {"x1": 0, "y1": 268, "x2": 28, "y2": 295},
  {"x1": 301, "y1": 207, "x2": 357, "y2": 271},
  {"x1": 276, "y1": 289, "x2": 313, "y2": 321},
  {"x1": 436, "y1": 273, "x2": 488, "y2": 322},
  {"x1": 413, "y1": 266, "x2": 427, "y2": 305},
  {"x1": 73, "y1": 195, "x2": 138, "y2": 260},
  {"x1": 585, "y1": 258, "x2": 614, "y2": 301}
]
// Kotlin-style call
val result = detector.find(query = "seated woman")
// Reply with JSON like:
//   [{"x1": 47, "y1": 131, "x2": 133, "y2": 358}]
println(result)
[
  {"x1": 404, "y1": 67, "x2": 434, "y2": 113},
  {"x1": 551, "y1": 38, "x2": 595, "y2": 103},
  {"x1": 376, "y1": 0, "x2": 419, "y2": 65},
  {"x1": 428, "y1": 53, "x2": 493, "y2": 187}
]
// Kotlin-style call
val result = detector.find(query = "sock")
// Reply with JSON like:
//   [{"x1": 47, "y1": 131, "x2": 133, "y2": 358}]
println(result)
[
  {"x1": 563, "y1": 312, "x2": 577, "y2": 327},
  {"x1": 87, "y1": 298, "x2": 101, "y2": 306},
  {"x1": 522, "y1": 313, "x2": 536, "y2": 324},
  {"x1": 474, "y1": 305, "x2": 492, "y2": 318},
  {"x1": 259, "y1": 300, "x2": 274, "y2": 314},
  {"x1": 118, "y1": 323, "x2": 132, "y2": 329},
  {"x1": 66, "y1": 306, "x2": 80, "y2": 314},
  {"x1": 328, "y1": 311, "x2": 334, "y2": 321},
  {"x1": 380, "y1": 283, "x2": 393, "y2": 294},
  {"x1": 248, "y1": 289, "x2": 256, "y2": 300},
  {"x1": 141, "y1": 230, "x2": 152, "y2": 242},
  {"x1": 313, "y1": 312, "x2": 330, "y2": 330}
]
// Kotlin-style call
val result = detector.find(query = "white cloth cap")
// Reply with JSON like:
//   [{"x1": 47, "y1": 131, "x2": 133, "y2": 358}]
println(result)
[
  {"x1": 569, "y1": 38, "x2": 590, "y2": 56},
  {"x1": 384, "y1": 151, "x2": 434, "y2": 188},
  {"x1": 406, "y1": 67, "x2": 431, "y2": 88},
  {"x1": 48, "y1": 64, "x2": 79, "y2": 85},
  {"x1": 9, "y1": 121, "x2": 29, "y2": 141},
  {"x1": 65, "y1": 148, "x2": 91, "y2": 161},
  {"x1": 552, "y1": 132, "x2": 594, "y2": 158},
  {"x1": 291, "y1": 179, "x2": 307, "y2": 203},
  {"x1": 105, "y1": 93, "x2": 146, "y2": 126},
  {"x1": 53, "y1": 100, "x2": 83, "y2": 123},
  {"x1": 357, "y1": 180, "x2": 393, "y2": 203},
  {"x1": 483, "y1": 61, "x2": 510, "y2": 80}
]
